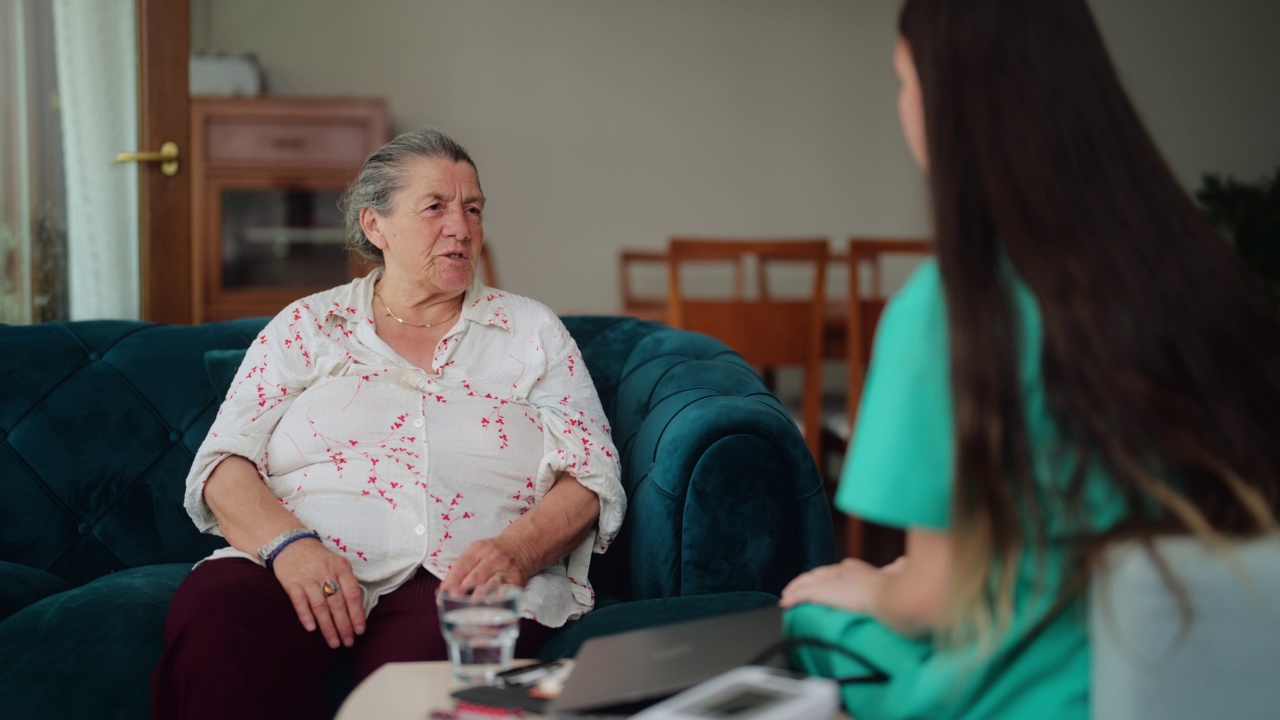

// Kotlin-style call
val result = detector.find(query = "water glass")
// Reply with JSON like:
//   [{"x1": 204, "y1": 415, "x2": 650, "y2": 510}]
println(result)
[{"x1": 436, "y1": 584, "x2": 522, "y2": 684}]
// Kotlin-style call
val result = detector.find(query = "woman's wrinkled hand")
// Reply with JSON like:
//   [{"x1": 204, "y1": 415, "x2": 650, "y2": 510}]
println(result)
[
  {"x1": 271, "y1": 539, "x2": 366, "y2": 649},
  {"x1": 779, "y1": 556, "x2": 901, "y2": 614},
  {"x1": 441, "y1": 536, "x2": 532, "y2": 591}
]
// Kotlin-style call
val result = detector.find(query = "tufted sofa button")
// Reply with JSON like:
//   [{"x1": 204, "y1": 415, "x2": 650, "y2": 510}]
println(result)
[
  {"x1": 169, "y1": 431, "x2": 182, "y2": 441},
  {"x1": 78, "y1": 522, "x2": 91, "y2": 534},
  {"x1": 88, "y1": 351, "x2": 101, "y2": 361}
]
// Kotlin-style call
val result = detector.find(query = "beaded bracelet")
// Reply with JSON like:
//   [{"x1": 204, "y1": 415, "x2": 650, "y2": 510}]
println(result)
[{"x1": 265, "y1": 530, "x2": 321, "y2": 570}]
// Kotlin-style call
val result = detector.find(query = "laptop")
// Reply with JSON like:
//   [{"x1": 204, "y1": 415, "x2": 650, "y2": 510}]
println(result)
[{"x1": 545, "y1": 605, "x2": 786, "y2": 716}]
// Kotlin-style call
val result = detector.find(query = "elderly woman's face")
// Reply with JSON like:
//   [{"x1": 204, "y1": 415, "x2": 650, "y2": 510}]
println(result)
[{"x1": 362, "y1": 156, "x2": 485, "y2": 297}]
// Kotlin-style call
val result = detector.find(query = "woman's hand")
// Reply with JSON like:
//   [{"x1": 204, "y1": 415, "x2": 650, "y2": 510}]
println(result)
[
  {"x1": 441, "y1": 535, "x2": 532, "y2": 591},
  {"x1": 442, "y1": 473, "x2": 600, "y2": 593},
  {"x1": 779, "y1": 557, "x2": 904, "y2": 614},
  {"x1": 782, "y1": 528, "x2": 951, "y2": 637},
  {"x1": 203, "y1": 456, "x2": 367, "y2": 648},
  {"x1": 271, "y1": 539, "x2": 366, "y2": 649}
]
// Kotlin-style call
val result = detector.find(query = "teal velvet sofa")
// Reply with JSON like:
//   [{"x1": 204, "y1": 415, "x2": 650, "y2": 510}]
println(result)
[{"x1": 0, "y1": 315, "x2": 834, "y2": 718}]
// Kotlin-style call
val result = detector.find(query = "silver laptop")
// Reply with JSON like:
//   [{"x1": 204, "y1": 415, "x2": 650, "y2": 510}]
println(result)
[{"x1": 546, "y1": 605, "x2": 785, "y2": 715}]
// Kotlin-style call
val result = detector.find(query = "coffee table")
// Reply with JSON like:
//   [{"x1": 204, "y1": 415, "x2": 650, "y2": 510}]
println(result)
[
  {"x1": 336, "y1": 660, "x2": 543, "y2": 720},
  {"x1": 337, "y1": 660, "x2": 855, "y2": 719}
]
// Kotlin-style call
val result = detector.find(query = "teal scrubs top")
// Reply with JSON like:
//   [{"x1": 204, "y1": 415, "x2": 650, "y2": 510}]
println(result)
[{"x1": 785, "y1": 260, "x2": 1124, "y2": 719}]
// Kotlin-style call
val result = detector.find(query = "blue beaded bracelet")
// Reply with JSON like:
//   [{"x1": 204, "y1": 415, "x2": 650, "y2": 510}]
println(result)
[{"x1": 265, "y1": 530, "x2": 321, "y2": 570}]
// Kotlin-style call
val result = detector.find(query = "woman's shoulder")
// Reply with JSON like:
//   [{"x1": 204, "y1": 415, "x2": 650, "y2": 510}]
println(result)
[
  {"x1": 879, "y1": 258, "x2": 945, "y2": 335},
  {"x1": 465, "y1": 284, "x2": 565, "y2": 332},
  {"x1": 285, "y1": 276, "x2": 370, "y2": 318},
  {"x1": 259, "y1": 277, "x2": 371, "y2": 340},
  {"x1": 895, "y1": 258, "x2": 944, "y2": 309}
]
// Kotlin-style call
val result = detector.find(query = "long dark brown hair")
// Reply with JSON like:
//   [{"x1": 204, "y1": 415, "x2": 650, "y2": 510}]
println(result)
[{"x1": 898, "y1": 0, "x2": 1280, "y2": 638}]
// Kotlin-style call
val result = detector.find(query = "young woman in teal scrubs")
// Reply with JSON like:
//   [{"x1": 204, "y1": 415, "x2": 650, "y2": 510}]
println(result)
[{"x1": 780, "y1": 1, "x2": 1280, "y2": 717}]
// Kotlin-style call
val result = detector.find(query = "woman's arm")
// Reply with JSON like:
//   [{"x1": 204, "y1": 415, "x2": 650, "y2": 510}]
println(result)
[
  {"x1": 203, "y1": 455, "x2": 303, "y2": 553},
  {"x1": 440, "y1": 315, "x2": 621, "y2": 592},
  {"x1": 440, "y1": 472, "x2": 599, "y2": 590},
  {"x1": 204, "y1": 455, "x2": 366, "y2": 649},
  {"x1": 780, "y1": 527, "x2": 952, "y2": 637}
]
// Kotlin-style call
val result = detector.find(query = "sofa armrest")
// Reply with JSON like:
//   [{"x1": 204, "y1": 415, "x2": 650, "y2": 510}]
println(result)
[
  {"x1": 637, "y1": 394, "x2": 833, "y2": 598},
  {"x1": 581, "y1": 321, "x2": 834, "y2": 602}
]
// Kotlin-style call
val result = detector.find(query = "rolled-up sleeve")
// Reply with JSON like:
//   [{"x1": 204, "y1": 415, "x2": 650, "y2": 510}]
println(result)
[
  {"x1": 183, "y1": 308, "x2": 321, "y2": 534},
  {"x1": 527, "y1": 321, "x2": 626, "y2": 563}
]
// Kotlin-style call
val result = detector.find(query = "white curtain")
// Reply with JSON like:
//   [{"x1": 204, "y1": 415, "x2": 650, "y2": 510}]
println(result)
[
  {"x1": 53, "y1": 0, "x2": 140, "y2": 320},
  {"x1": 0, "y1": 1, "x2": 35, "y2": 323}
]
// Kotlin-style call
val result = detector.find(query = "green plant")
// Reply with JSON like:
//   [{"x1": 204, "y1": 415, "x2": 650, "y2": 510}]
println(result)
[{"x1": 1195, "y1": 167, "x2": 1280, "y2": 309}]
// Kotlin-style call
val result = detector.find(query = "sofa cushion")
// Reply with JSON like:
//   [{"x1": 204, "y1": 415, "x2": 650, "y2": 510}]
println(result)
[
  {"x1": 0, "y1": 563, "x2": 190, "y2": 719},
  {"x1": 0, "y1": 561, "x2": 73, "y2": 623},
  {"x1": 0, "y1": 320, "x2": 266, "y2": 586},
  {"x1": 204, "y1": 347, "x2": 248, "y2": 400},
  {"x1": 536, "y1": 590, "x2": 781, "y2": 660}
]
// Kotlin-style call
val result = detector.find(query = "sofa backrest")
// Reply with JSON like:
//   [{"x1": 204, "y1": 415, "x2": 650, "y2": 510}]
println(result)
[
  {"x1": 0, "y1": 319, "x2": 267, "y2": 586},
  {"x1": 1, "y1": 316, "x2": 831, "y2": 599}
]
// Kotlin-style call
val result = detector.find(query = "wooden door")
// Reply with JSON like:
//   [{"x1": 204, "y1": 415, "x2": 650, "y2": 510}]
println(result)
[{"x1": 135, "y1": 0, "x2": 191, "y2": 323}]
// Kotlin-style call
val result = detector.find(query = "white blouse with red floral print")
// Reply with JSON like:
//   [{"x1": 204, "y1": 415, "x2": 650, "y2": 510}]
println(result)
[{"x1": 183, "y1": 268, "x2": 625, "y2": 627}]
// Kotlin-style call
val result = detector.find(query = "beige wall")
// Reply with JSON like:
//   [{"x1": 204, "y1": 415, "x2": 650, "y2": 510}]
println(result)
[{"x1": 193, "y1": 0, "x2": 1280, "y2": 314}]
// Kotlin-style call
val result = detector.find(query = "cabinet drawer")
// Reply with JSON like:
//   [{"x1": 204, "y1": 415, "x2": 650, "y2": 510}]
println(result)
[{"x1": 206, "y1": 120, "x2": 371, "y2": 167}]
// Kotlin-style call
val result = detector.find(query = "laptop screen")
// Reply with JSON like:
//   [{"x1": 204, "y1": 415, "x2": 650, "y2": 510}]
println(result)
[{"x1": 547, "y1": 605, "x2": 785, "y2": 715}]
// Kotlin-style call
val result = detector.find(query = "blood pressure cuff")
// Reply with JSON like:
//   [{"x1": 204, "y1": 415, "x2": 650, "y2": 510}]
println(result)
[{"x1": 783, "y1": 604, "x2": 929, "y2": 717}]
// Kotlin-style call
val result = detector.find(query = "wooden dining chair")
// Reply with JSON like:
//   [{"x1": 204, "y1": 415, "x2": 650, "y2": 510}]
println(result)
[
  {"x1": 619, "y1": 245, "x2": 757, "y2": 322},
  {"x1": 618, "y1": 249, "x2": 670, "y2": 321},
  {"x1": 666, "y1": 238, "x2": 830, "y2": 464},
  {"x1": 836, "y1": 236, "x2": 933, "y2": 558}
]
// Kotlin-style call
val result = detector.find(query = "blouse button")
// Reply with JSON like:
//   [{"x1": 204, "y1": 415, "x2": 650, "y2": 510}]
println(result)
[
  {"x1": 414, "y1": 524, "x2": 426, "y2": 536},
  {"x1": 413, "y1": 418, "x2": 424, "y2": 428}
]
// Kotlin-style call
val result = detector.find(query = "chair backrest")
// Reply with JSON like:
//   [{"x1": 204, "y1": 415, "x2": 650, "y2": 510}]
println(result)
[
  {"x1": 665, "y1": 238, "x2": 829, "y2": 462},
  {"x1": 620, "y1": 246, "x2": 757, "y2": 321},
  {"x1": 618, "y1": 249, "x2": 670, "y2": 321},
  {"x1": 1090, "y1": 535, "x2": 1280, "y2": 720}
]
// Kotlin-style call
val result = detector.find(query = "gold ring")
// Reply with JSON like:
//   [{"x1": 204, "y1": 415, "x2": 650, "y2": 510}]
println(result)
[
  {"x1": 492, "y1": 572, "x2": 507, "y2": 585},
  {"x1": 321, "y1": 580, "x2": 340, "y2": 597}
]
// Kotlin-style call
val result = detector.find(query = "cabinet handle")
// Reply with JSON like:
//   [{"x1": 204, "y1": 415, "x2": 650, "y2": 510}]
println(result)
[{"x1": 116, "y1": 141, "x2": 180, "y2": 176}]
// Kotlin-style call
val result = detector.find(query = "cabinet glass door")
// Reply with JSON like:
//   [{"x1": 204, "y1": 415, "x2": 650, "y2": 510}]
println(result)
[{"x1": 220, "y1": 188, "x2": 349, "y2": 289}]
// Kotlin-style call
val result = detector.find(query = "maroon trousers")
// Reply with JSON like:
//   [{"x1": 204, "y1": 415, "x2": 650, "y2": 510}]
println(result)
[{"x1": 151, "y1": 558, "x2": 553, "y2": 720}]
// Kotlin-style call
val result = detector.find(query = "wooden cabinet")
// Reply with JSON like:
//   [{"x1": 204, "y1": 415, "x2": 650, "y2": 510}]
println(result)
[{"x1": 190, "y1": 96, "x2": 388, "y2": 321}]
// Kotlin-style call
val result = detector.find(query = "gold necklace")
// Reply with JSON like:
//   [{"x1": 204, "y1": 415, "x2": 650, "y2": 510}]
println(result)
[{"x1": 376, "y1": 293, "x2": 462, "y2": 329}]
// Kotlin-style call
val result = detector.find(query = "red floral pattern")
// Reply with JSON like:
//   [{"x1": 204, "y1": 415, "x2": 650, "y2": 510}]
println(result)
[{"x1": 184, "y1": 269, "x2": 624, "y2": 627}]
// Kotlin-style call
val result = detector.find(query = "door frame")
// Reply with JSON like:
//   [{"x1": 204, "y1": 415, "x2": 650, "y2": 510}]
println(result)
[{"x1": 136, "y1": 0, "x2": 191, "y2": 323}]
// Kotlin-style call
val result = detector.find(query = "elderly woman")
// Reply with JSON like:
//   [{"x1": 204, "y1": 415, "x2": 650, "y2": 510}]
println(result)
[{"x1": 151, "y1": 129, "x2": 625, "y2": 720}]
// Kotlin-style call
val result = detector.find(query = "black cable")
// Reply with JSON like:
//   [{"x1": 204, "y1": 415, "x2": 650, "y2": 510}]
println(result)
[{"x1": 747, "y1": 637, "x2": 891, "y2": 685}]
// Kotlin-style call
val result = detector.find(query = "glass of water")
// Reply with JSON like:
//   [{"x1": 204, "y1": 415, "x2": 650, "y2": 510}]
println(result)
[{"x1": 436, "y1": 584, "x2": 522, "y2": 685}]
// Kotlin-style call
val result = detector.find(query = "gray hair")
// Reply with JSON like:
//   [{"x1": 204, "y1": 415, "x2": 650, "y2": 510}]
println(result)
[{"x1": 340, "y1": 128, "x2": 479, "y2": 264}]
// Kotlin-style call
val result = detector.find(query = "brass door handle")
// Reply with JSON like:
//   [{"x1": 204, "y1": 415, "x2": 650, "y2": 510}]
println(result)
[{"x1": 116, "y1": 141, "x2": 179, "y2": 176}]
